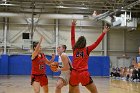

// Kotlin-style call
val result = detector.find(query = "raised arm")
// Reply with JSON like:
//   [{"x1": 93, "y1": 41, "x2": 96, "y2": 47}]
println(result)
[
  {"x1": 87, "y1": 26, "x2": 110, "y2": 53},
  {"x1": 71, "y1": 20, "x2": 76, "y2": 49},
  {"x1": 32, "y1": 36, "x2": 43, "y2": 59},
  {"x1": 45, "y1": 53, "x2": 55, "y2": 66}
]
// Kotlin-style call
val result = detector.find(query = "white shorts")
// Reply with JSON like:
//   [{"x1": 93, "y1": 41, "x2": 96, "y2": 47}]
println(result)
[{"x1": 58, "y1": 70, "x2": 71, "y2": 85}]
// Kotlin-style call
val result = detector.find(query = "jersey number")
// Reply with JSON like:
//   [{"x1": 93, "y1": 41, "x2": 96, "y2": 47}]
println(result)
[
  {"x1": 39, "y1": 65, "x2": 44, "y2": 70},
  {"x1": 76, "y1": 51, "x2": 84, "y2": 58}
]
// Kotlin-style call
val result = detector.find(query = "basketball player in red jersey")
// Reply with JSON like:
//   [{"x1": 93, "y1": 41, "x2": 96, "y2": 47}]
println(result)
[
  {"x1": 69, "y1": 20, "x2": 110, "y2": 93},
  {"x1": 31, "y1": 36, "x2": 55, "y2": 93}
]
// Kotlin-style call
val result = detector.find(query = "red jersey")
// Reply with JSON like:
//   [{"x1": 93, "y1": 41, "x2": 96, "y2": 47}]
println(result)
[
  {"x1": 31, "y1": 53, "x2": 46, "y2": 75},
  {"x1": 71, "y1": 22, "x2": 106, "y2": 71}
]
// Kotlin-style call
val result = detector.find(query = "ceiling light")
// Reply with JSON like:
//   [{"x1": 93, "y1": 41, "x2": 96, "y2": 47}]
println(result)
[
  {"x1": 59, "y1": 5, "x2": 64, "y2": 8},
  {"x1": 0, "y1": 3, "x2": 12, "y2": 5},
  {"x1": 0, "y1": 3, "x2": 19, "y2": 6}
]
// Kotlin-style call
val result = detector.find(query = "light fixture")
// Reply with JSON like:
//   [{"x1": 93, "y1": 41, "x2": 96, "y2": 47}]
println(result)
[
  {"x1": 59, "y1": 5, "x2": 64, "y2": 8},
  {"x1": 0, "y1": 3, "x2": 14, "y2": 6},
  {"x1": 0, "y1": 0, "x2": 19, "y2": 6}
]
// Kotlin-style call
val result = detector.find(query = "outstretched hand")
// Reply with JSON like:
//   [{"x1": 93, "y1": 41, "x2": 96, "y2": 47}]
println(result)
[
  {"x1": 103, "y1": 25, "x2": 110, "y2": 33},
  {"x1": 40, "y1": 35, "x2": 44, "y2": 40},
  {"x1": 51, "y1": 53, "x2": 55, "y2": 59},
  {"x1": 72, "y1": 19, "x2": 76, "y2": 25}
]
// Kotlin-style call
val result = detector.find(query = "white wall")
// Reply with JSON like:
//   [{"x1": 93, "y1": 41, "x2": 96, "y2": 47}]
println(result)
[{"x1": 0, "y1": 17, "x2": 140, "y2": 68}]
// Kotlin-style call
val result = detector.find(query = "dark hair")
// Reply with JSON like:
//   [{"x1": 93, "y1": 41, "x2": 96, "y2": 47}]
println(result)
[
  {"x1": 73, "y1": 36, "x2": 86, "y2": 50},
  {"x1": 33, "y1": 41, "x2": 39, "y2": 50},
  {"x1": 62, "y1": 45, "x2": 67, "y2": 52}
]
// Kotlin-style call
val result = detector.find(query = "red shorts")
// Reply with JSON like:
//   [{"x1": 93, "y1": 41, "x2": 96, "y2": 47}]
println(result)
[
  {"x1": 31, "y1": 74, "x2": 48, "y2": 87},
  {"x1": 69, "y1": 70, "x2": 93, "y2": 86}
]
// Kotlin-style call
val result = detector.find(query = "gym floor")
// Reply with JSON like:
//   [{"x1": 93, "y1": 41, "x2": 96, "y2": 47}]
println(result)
[{"x1": 0, "y1": 76, "x2": 140, "y2": 93}]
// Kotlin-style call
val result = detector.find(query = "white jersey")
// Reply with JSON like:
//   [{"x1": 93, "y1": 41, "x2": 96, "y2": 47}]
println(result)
[
  {"x1": 58, "y1": 53, "x2": 72, "y2": 85},
  {"x1": 58, "y1": 56, "x2": 63, "y2": 67}
]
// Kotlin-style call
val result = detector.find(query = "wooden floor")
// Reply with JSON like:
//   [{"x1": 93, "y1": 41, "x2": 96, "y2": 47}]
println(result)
[
  {"x1": 0, "y1": 76, "x2": 140, "y2": 93},
  {"x1": 110, "y1": 78, "x2": 140, "y2": 93}
]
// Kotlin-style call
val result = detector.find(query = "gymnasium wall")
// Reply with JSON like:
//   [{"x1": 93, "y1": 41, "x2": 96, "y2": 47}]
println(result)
[
  {"x1": 0, "y1": 18, "x2": 140, "y2": 69},
  {"x1": 0, "y1": 54, "x2": 110, "y2": 76},
  {"x1": 108, "y1": 29, "x2": 140, "y2": 68}
]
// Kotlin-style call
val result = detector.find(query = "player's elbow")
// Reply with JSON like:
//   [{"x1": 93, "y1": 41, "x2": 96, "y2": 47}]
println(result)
[{"x1": 62, "y1": 67, "x2": 69, "y2": 71}]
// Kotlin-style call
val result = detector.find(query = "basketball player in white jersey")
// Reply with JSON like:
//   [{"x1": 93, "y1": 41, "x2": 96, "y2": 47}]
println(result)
[{"x1": 54, "y1": 44, "x2": 72, "y2": 93}]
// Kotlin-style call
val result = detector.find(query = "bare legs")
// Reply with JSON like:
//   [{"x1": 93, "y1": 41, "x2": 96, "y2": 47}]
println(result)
[
  {"x1": 55, "y1": 79, "x2": 65, "y2": 93},
  {"x1": 69, "y1": 84, "x2": 80, "y2": 93},
  {"x1": 32, "y1": 81, "x2": 48, "y2": 93}
]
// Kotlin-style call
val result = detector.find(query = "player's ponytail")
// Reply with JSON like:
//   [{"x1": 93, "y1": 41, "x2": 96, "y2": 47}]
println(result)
[
  {"x1": 73, "y1": 36, "x2": 86, "y2": 50},
  {"x1": 62, "y1": 45, "x2": 67, "y2": 52}
]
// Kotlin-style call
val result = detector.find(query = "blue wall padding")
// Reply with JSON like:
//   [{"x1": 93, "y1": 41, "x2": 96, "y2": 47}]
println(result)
[
  {"x1": 88, "y1": 56, "x2": 110, "y2": 76},
  {"x1": 0, "y1": 55, "x2": 9, "y2": 75},
  {"x1": 8, "y1": 55, "x2": 31, "y2": 75},
  {"x1": 0, "y1": 55, "x2": 110, "y2": 76}
]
